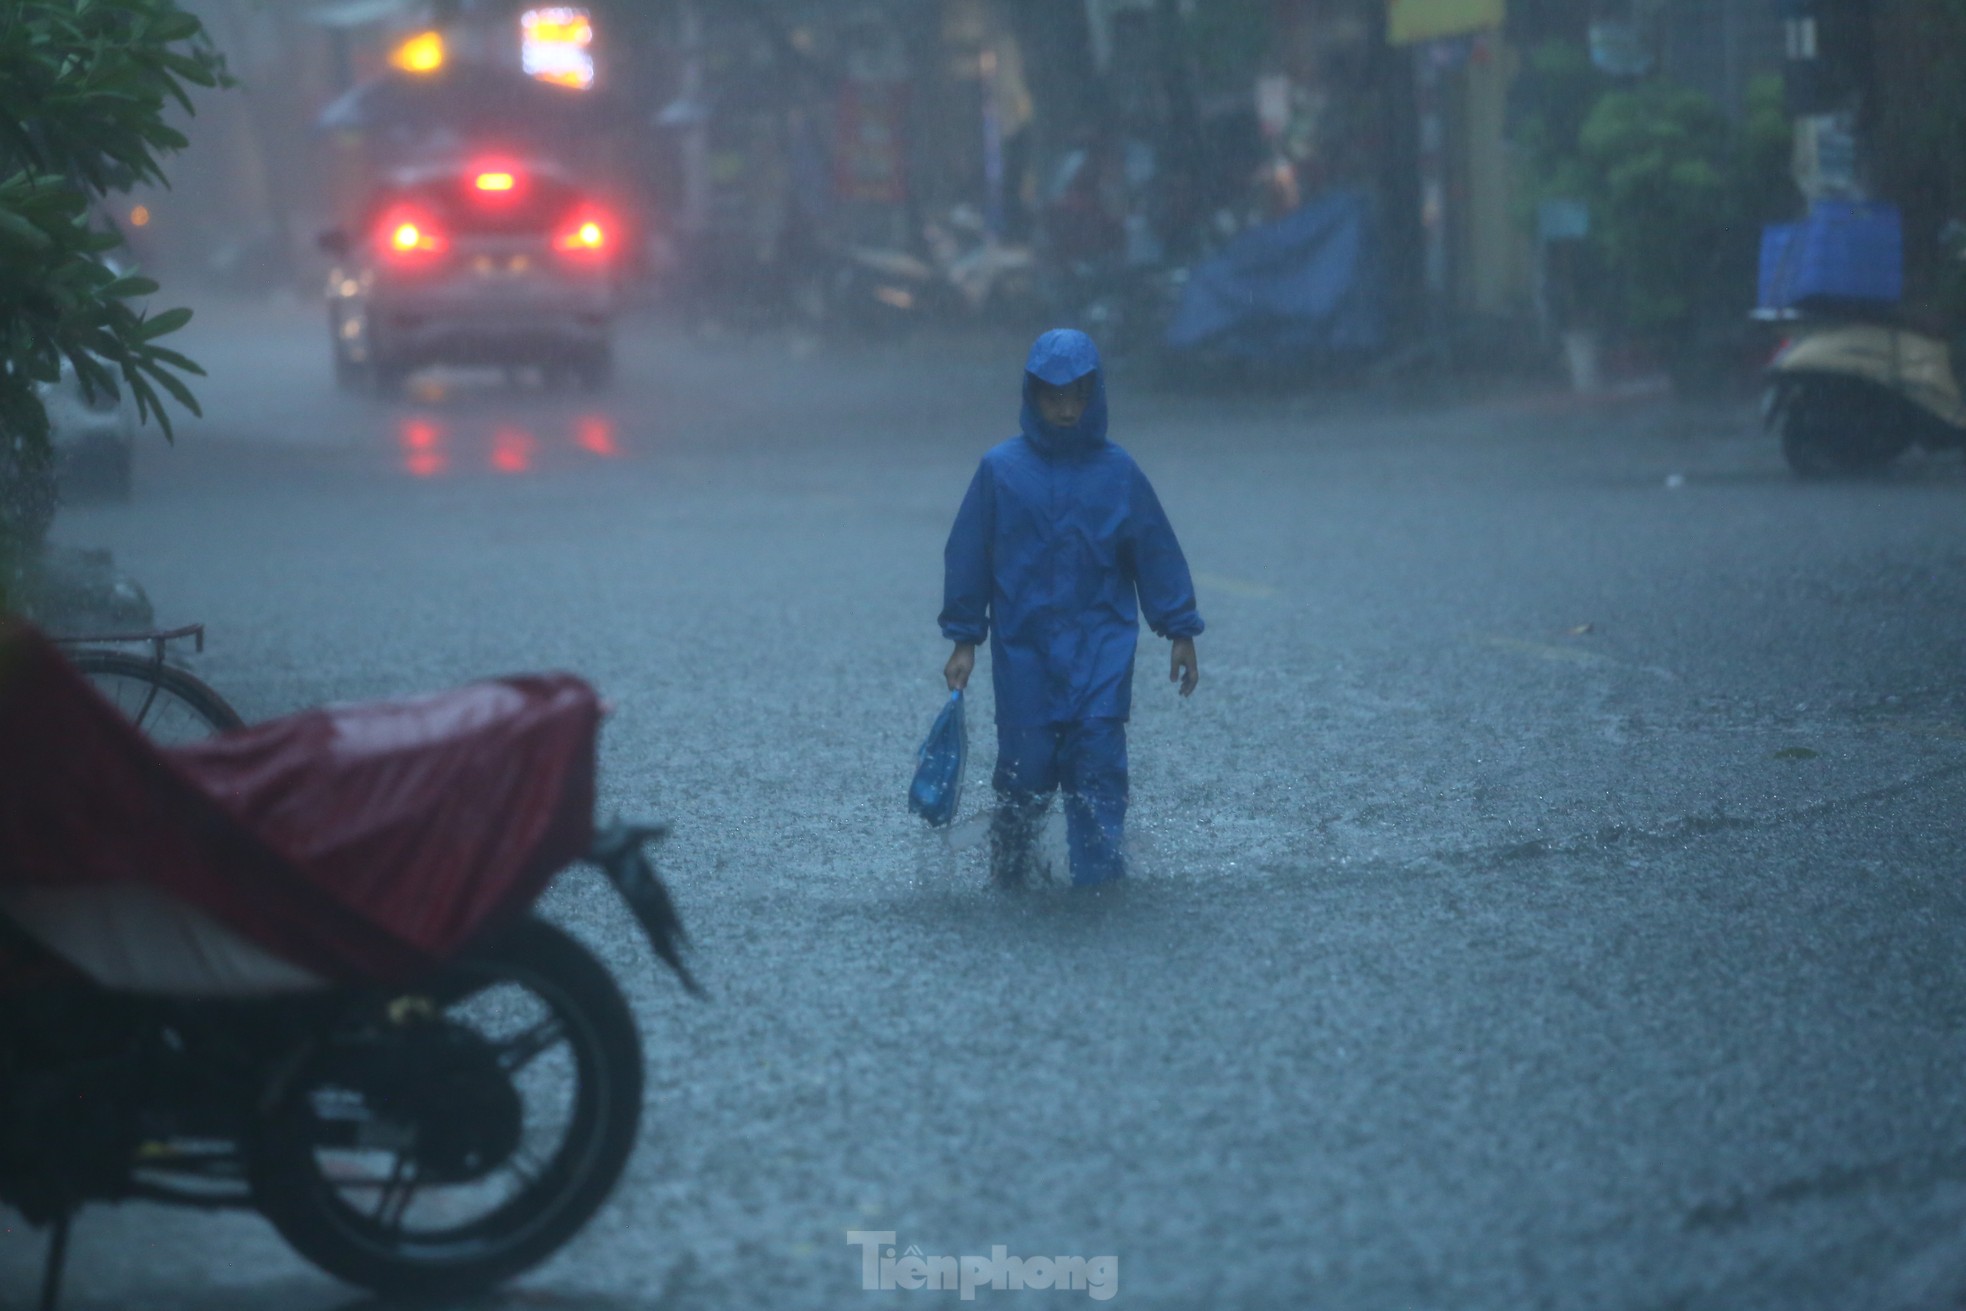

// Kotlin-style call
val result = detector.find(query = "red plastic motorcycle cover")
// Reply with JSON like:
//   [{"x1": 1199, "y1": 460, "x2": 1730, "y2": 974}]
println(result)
[{"x1": 0, "y1": 622, "x2": 598, "y2": 985}]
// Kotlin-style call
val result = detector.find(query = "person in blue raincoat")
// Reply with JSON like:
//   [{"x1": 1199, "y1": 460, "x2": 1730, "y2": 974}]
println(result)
[{"x1": 940, "y1": 328, "x2": 1203, "y2": 887}]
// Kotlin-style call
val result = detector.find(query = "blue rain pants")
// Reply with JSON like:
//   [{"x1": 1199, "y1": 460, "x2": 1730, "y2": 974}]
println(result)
[{"x1": 991, "y1": 719, "x2": 1128, "y2": 887}]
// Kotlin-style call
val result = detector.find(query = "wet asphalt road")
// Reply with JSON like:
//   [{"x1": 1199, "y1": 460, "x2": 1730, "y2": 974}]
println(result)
[{"x1": 5, "y1": 296, "x2": 1966, "y2": 1311}]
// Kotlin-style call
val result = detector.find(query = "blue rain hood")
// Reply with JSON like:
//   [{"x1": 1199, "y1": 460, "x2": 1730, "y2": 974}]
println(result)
[
  {"x1": 1020, "y1": 328, "x2": 1109, "y2": 455},
  {"x1": 942, "y1": 329, "x2": 1203, "y2": 726}
]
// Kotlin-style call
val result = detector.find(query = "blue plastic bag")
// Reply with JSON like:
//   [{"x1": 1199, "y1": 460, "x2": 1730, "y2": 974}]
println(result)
[{"x1": 908, "y1": 690, "x2": 966, "y2": 827}]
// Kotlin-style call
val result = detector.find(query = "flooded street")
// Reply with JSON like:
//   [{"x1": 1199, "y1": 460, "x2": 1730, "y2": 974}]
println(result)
[{"x1": 5, "y1": 296, "x2": 1966, "y2": 1310}]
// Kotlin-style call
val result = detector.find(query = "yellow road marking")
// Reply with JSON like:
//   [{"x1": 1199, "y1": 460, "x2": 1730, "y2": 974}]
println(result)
[{"x1": 1194, "y1": 571, "x2": 1279, "y2": 600}]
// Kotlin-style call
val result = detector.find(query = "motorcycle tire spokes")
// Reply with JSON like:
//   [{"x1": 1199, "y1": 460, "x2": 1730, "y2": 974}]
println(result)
[{"x1": 251, "y1": 918, "x2": 644, "y2": 1298}]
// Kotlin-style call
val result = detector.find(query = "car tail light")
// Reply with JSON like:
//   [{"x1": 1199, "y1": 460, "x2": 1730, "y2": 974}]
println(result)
[
  {"x1": 376, "y1": 207, "x2": 448, "y2": 264},
  {"x1": 389, "y1": 221, "x2": 435, "y2": 252},
  {"x1": 553, "y1": 209, "x2": 611, "y2": 259}
]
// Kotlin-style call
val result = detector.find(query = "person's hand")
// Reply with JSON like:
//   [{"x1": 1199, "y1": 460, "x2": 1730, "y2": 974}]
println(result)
[
  {"x1": 1170, "y1": 636, "x2": 1199, "y2": 697},
  {"x1": 945, "y1": 642, "x2": 976, "y2": 692}
]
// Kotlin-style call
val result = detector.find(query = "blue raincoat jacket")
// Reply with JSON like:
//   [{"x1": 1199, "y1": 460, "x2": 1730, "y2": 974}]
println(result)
[{"x1": 940, "y1": 330, "x2": 1203, "y2": 726}]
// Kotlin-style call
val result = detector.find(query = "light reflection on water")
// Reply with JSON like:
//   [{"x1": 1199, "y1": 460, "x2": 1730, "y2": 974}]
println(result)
[
  {"x1": 491, "y1": 425, "x2": 538, "y2": 474},
  {"x1": 396, "y1": 407, "x2": 628, "y2": 478},
  {"x1": 399, "y1": 417, "x2": 446, "y2": 477},
  {"x1": 574, "y1": 414, "x2": 618, "y2": 457}
]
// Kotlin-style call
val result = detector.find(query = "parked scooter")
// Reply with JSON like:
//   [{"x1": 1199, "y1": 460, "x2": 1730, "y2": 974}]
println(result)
[
  {"x1": 0, "y1": 623, "x2": 702, "y2": 1310},
  {"x1": 1763, "y1": 316, "x2": 1966, "y2": 477},
  {"x1": 810, "y1": 206, "x2": 1038, "y2": 335},
  {"x1": 1763, "y1": 216, "x2": 1966, "y2": 477}
]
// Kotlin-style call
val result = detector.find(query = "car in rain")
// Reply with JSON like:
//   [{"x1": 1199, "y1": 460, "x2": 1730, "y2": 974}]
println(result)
[
  {"x1": 43, "y1": 352, "x2": 139, "y2": 502},
  {"x1": 319, "y1": 159, "x2": 620, "y2": 394},
  {"x1": 37, "y1": 240, "x2": 144, "y2": 503}
]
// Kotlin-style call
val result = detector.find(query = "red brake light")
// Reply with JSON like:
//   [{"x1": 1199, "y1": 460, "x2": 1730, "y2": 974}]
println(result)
[
  {"x1": 554, "y1": 211, "x2": 609, "y2": 255},
  {"x1": 563, "y1": 221, "x2": 605, "y2": 251},
  {"x1": 377, "y1": 207, "x2": 447, "y2": 261},
  {"x1": 475, "y1": 171, "x2": 517, "y2": 193}
]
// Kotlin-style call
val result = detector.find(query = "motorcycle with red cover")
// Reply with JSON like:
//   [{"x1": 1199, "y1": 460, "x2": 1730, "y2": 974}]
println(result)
[{"x1": 0, "y1": 621, "x2": 703, "y2": 1310}]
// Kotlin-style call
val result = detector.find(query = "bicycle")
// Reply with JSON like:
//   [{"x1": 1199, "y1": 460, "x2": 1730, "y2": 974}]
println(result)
[{"x1": 52, "y1": 624, "x2": 244, "y2": 743}]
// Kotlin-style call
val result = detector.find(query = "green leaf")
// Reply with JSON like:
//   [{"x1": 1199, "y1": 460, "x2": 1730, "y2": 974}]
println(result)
[
  {"x1": 0, "y1": 0, "x2": 231, "y2": 496},
  {"x1": 150, "y1": 13, "x2": 200, "y2": 43},
  {"x1": 136, "y1": 354, "x2": 199, "y2": 415},
  {"x1": 141, "y1": 341, "x2": 204, "y2": 375},
  {"x1": 135, "y1": 304, "x2": 189, "y2": 339},
  {"x1": 123, "y1": 370, "x2": 157, "y2": 420},
  {"x1": 69, "y1": 350, "x2": 116, "y2": 393},
  {"x1": 0, "y1": 205, "x2": 54, "y2": 253},
  {"x1": 104, "y1": 273, "x2": 160, "y2": 299}
]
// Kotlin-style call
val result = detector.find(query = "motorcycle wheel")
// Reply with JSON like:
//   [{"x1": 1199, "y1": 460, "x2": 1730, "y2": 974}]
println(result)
[
  {"x1": 1777, "y1": 377, "x2": 1912, "y2": 478},
  {"x1": 250, "y1": 917, "x2": 645, "y2": 1298}
]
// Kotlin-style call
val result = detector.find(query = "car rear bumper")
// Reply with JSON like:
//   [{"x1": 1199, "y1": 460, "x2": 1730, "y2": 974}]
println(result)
[
  {"x1": 380, "y1": 319, "x2": 611, "y2": 366},
  {"x1": 364, "y1": 289, "x2": 612, "y2": 366}
]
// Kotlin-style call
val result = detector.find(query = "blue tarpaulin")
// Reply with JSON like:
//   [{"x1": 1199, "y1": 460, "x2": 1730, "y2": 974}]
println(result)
[
  {"x1": 1758, "y1": 201, "x2": 1903, "y2": 311},
  {"x1": 1165, "y1": 190, "x2": 1386, "y2": 361}
]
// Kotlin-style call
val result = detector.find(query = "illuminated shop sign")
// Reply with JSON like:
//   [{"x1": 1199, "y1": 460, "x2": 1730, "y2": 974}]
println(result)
[
  {"x1": 521, "y1": 7, "x2": 595, "y2": 89},
  {"x1": 1387, "y1": 0, "x2": 1504, "y2": 45}
]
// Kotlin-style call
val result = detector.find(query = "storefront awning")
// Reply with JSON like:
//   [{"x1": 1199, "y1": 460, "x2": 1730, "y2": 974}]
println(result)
[{"x1": 1387, "y1": 0, "x2": 1505, "y2": 46}]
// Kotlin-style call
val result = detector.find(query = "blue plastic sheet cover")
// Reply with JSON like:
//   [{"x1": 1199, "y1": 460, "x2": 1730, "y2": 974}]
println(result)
[{"x1": 1165, "y1": 189, "x2": 1386, "y2": 361}]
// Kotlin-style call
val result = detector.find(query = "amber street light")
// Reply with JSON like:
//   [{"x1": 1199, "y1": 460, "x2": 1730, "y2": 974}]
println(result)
[{"x1": 390, "y1": 30, "x2": 445, "y2": 75}]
